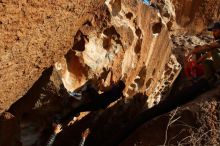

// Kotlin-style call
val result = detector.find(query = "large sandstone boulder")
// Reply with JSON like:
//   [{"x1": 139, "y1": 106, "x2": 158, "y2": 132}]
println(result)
[
  {"x1": 0, "y1": 0, "x2": 219, "y2": 145},
  {"x1": 0, "y1": 0, "x2": 105, "y2": 113},
  {"x1": 54, "y1": 0, "x2": 180, "y2": 109}
]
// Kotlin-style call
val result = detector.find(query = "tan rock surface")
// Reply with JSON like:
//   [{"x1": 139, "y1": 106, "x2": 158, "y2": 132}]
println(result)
[
  {"x1": 0, "y1": 0, "x2": 105, "y2": 113},
  {"x1": 55, "y1": 0, "x2": 179, "y2": 108},
  {"x1": 171, "y1": 0, "x2": 220, "y2": 33}
]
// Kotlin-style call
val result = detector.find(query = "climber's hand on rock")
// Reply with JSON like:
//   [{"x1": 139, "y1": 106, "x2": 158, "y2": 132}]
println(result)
[{"x1": 53, "y1": 124, "x2": 62, "y2": 134}]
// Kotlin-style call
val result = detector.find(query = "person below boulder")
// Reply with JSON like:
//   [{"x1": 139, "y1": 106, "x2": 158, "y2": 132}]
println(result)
[
  {"x1": 185, "y1": 21, "x2": 220, "y2": 82},
  {"x1": 60, "y1": 80, "x2": 125, "y2": 125},
  {"x1": 184, "y1": 47, "x2": 205, "y2": 81}
]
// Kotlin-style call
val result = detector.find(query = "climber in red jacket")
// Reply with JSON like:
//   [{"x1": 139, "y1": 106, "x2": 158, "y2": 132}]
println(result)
[
  {"x1": 184, "y1": 46, "x2": 205, "y2": 80},
  {"x1": 184, "y1": 21, "x2": 220, "y2": 81},
  {"x1": 194, "y1": 21, "x2": 220, "y2": 78}
]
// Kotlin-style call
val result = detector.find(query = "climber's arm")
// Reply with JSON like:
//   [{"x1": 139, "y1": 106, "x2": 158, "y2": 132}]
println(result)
[
  {"x1": 192, "y1": 42, "x2": 220, "y2": 54},
  {"x1": 46, "y1": 124, "x2": 62, "y2": 146}
]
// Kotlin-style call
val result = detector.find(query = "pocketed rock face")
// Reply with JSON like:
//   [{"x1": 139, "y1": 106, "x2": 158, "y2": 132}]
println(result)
[
  {"x1": 55, "y1": 0, "x2": 179, "y2": 108},
  {"x1": 0, "y1": 1, "x2": 179, "y2": 145},
  {"x1": 0, "y1": 0, "x2": 220, "y2": 146},
  {"x1": 0, "y1": 0, "x2": 105, "y2": 113}
]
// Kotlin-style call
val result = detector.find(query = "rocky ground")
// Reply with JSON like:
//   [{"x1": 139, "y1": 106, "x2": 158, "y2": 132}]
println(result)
[
  {"x1": 0, "y1": 0, "x2": 220, "y2": 146},
  {"x1": 121, "y1": 86, "x2": 220, "y2": 146}
]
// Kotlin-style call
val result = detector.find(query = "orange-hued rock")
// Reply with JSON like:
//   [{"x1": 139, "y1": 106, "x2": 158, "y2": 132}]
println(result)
[
  {"x1": 171, "y1": 0, "x2": 220, "y2": 33},
  {"x1": 0, "y1": 0, "x2": 219, "y2": 145},
  {"x1": 55, "y1": 0, "x2": 180, "y2": 108},
  {"x1": 0, "y1": 0, "x2": 105, "y2": 113},
  {"x1": 155, "y1": 0, "x2": 220, "y2": 33},
  {"x1": 1, "y1": 0, "x2": 218, "y2": 115}
]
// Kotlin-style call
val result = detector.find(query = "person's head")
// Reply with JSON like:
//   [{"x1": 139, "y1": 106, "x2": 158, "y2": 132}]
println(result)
[
  {"x1": 207, "y1": 21, "x2": 220, "y2": 40},
  {"x1": 213, "y1": 28, "x2": 220, "y2": 40}
]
